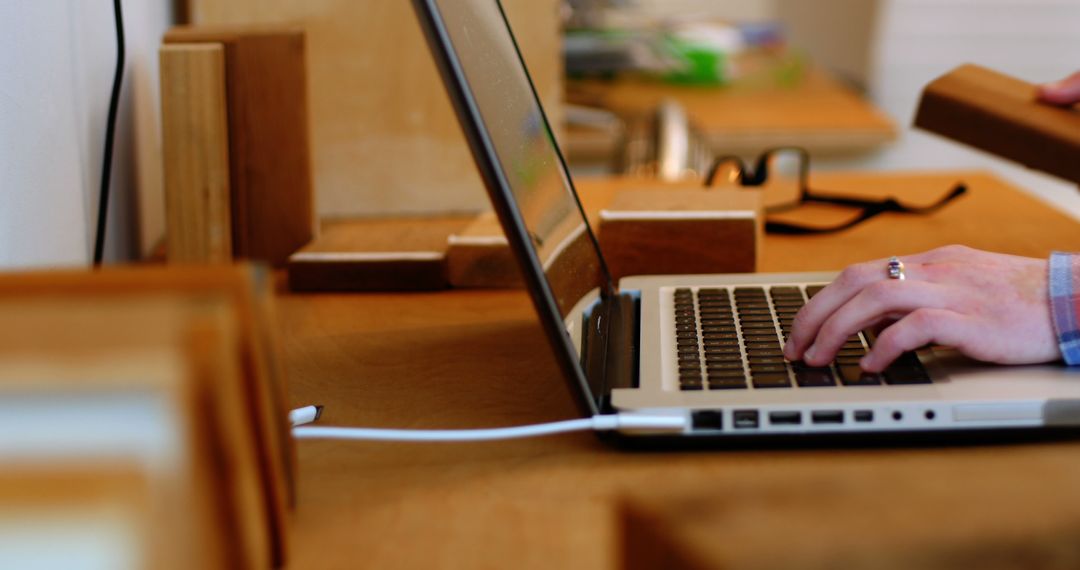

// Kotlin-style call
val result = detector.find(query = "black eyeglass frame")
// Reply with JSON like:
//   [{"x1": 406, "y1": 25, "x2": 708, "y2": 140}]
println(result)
[{"x1": 704, "y1": 147, "x2": 967, "y2": 235}]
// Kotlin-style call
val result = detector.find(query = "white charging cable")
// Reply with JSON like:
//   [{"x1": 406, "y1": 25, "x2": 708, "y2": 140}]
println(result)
[{"x1": 288, "y1": 406, "x2": 687, "y2": 442}]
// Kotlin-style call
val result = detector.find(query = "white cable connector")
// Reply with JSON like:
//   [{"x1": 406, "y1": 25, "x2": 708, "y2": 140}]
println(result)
[
  {"x1": 288, "y1": 408, "x2": 687, "y2": 442},
  {"x1": 288, "y1": 405, "x2": 323, "y2": 427}
]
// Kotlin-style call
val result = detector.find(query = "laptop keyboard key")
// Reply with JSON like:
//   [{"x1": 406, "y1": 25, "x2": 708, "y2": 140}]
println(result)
[
  {"x1": 883, "y1": 360, "x2": 932, "y2": 384},
  {"x1": 837, "y1": 348, "x2": 867, "y2": 359},
  {"x1": 793, "y1": 366, "x2": 837, "y2": 387},
  {"x1": 748, "y1": 357, "x2": 786, "y2": 368},
  {"x1": 709, "y1": 377, "x2": 747, "y2": 390},
  {"x1": 837, "y1": 364, "x2": 883, "y2": 386},
  {"x1": 749, "y1": 364, "x2": 788, "y2": 375},
  {"x1": 752, "y1": 373, "x2": 792, "y2": 388},
  {"x1": 740, "y1": 321, "x2": 777, "y2": 330},
  {"x1": 746, "y1": 350, "x2": 784, "y2": 360},
  {"x1": 707, "y1": 362, "x2": 744, "y2": 373}
]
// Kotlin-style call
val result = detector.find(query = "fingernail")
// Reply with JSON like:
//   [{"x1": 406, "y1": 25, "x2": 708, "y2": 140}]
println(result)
[{"x1": 804, "y1": 346, "x2": 817, "y2": 363}]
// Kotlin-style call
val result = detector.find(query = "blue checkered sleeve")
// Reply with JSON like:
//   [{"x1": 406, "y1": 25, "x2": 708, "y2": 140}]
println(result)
[{"x1": 1049, "y1": 252, "x2": 1080, "y2": 366}]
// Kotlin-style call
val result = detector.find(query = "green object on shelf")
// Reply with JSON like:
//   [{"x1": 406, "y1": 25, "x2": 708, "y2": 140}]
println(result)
[{"x1": 661, "y1": 36, "x2": 730, "y2": 86}]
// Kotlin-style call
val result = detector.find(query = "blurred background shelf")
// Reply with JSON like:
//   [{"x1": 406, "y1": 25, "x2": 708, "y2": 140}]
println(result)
[{"x1": 565, "y1": 66, "x2": 897, "y2": 166}]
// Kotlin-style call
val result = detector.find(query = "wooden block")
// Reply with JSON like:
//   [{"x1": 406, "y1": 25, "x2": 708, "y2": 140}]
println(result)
[
  {"x1": 445, "y1": 212, "x2": 523, "y2": 288},
  {"x1": 161, "y1": 43, "x2": 233, "y2": 264},
  {"x1": 443, "y1": 181, "x2": 756, "y2": 288},
  {"x1": 0, "y1": 267, "x2": 291, "y2": 569},
  {"x1": 0, "y1": 300, "x2": 248, "y2": 569},
  {"x1": 287, "y1": 216, "x2": 472, "y2": 292},
  {"x1": 915, "y1": 64, "x2": 1080, "y2": 184},
  {"x1": 184, "y1": 307, "x2": 271, "y2": 570},
  {"x1": 598, "y1": 188, "x2": 761, "y2": 280},
  {"x1": 165, "y1": 27, "x2": 316, "y2": 266}
]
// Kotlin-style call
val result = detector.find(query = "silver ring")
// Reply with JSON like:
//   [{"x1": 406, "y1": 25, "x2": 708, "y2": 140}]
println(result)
[{"x1": 887, "y1": 256, "x2": 906, "y2": 280}]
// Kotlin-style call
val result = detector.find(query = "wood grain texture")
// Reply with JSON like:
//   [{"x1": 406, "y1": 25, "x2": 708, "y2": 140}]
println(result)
[
  {"x1": 274, "y1": 170, "x2": 1080, "y2": 569},
  {"x1": 160, "y1": 43, "x2": 233, "y2": 264},
  {"x1": 620, "y1": 459, "x2": 1080, "y2": 570},
  {"x1": 567, "y1": 67, "x2": 897, "y2": 159},
  {"x1": 598, "y1": 188, "x2": 761, "y2": 279},
  {"x1": 915, "y1": 63, "x2": 1080, "y2": 184},
  {"x1": 186, "y1": 0, "x2": 563, "y2": 218},
  {"x1": 445, "y1": 212, "x2": 523, "y2": 288},
  {"x1": 165, "y1": 27, "x2": 316, "y2": 266}
]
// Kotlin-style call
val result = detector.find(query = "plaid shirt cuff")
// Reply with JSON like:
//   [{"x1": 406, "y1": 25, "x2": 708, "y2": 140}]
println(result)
[{"x1": 1049, "y1": 252, "x2": 1080, "y2": 366}]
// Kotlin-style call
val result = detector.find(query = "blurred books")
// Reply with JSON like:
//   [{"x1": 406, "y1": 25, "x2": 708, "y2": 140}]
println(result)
[{"x1": 0, "y1": 265, "x2": 292, "y2": 569}]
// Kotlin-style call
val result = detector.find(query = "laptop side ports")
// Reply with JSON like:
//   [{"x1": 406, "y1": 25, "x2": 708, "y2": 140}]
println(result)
[
  {"x1": 733, "y1": 410, "x2": 759, "y2": 429},
  {"x1": 768, "y1": 411, "x2": 802, "y2": 425},
  {"x1": 811, "y1": 410, "x2": 844, "y2": 424},
  {"x1": 691, "y1": 410, "x2": 723, "y2": 431}
]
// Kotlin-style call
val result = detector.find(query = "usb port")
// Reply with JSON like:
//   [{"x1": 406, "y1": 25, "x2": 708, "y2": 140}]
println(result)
[
  {"x1": 854, "y1": 410, "x2": 874, "y2": 423},
  {"x1": 733, "y1": 410, "x2": 759, "y2": 429},
  {"x1": 768, "y1": 411, "x2": 801, "y2": 425},
  {"x1": 691, "y1": 410, "x2": 723, "y2": 431},
  {"x1": 811, "y1": 410, "x2": 844, "y2": 424}
]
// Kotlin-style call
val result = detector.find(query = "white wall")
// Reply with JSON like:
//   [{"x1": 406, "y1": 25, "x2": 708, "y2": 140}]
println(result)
[
  {"x1": 855, "y1": 0, "x2": 1080, "y2": 220},
  {"x1": 0, "y1": 1, "x2": 173, "y2": 269}
]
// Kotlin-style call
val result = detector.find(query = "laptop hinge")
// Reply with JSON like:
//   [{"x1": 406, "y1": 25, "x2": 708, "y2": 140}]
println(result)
[{"x1": 582, "y1": 292, "x2": 639, "y2": 412}]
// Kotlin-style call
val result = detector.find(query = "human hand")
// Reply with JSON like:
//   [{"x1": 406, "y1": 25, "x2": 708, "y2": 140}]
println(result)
[
  {"x1": 782, "y1": 245, "x2": 1061, "y2": 372},
  {"x1": 1038, "y1": 71, "x2": 1080, "y2": 106}
]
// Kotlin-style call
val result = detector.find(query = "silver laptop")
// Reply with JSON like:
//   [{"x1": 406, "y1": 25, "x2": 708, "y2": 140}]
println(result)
[{"x1": 412, "y1": 0, "x2": 1080, "y2": 441}]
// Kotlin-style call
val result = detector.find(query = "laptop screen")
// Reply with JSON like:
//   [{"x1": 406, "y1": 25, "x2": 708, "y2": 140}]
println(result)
[{"x1": 427, "y1": 0, "x2": 610, "y2": 318}]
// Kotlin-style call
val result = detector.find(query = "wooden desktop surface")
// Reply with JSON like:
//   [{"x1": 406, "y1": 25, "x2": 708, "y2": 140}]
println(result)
[{"x1": 278, "y1": 171, "x2": 1080, "y2": 569}]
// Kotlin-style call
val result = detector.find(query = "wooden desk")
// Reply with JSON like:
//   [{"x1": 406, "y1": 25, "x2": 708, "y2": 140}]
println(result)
[
  {"x1": 278, "y1": 171, "x2": 1080, "y2": 569},
  {"x1": 565, "y1": 68, "x2": 896, "y2": 163}
]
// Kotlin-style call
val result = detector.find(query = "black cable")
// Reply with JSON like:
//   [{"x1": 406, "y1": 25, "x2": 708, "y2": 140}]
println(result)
[{"x1": 92, "y1": 0, "x2": 126, "y2": 266}]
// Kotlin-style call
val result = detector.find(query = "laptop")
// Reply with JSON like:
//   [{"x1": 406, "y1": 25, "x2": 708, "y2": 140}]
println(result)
[{"x1": 411, "y1": 0, "x2": 1080, "y2": 441}]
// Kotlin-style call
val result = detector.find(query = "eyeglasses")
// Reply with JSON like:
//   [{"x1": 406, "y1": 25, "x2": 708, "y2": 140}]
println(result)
[{"x1": 704, "y1": 147, "x2": 967, "y2": 235}]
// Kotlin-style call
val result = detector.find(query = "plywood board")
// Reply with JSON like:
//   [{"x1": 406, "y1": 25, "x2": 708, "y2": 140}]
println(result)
[
  {"x1": 165, "y1": 27, "x2": 316, "y2": 266},
  {"x1": 160, "y1": 43, "x2": 233, "y2": 263}
]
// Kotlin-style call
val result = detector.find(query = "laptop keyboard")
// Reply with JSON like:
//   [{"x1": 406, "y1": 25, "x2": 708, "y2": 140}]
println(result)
[{"x1": 674, "y1": 286, "x2": 931, "y2": 391}]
